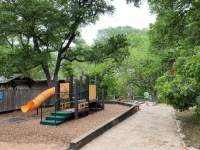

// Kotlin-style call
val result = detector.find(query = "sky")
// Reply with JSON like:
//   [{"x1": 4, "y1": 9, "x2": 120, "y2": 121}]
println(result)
[{"x1": 81, "y1": 0, "x2": 156, "y2": 45}]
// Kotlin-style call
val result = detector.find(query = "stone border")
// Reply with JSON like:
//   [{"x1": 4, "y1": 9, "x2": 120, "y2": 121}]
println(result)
[{"x1": 69, "y1": 102, "x2": 139, "y2": 150}]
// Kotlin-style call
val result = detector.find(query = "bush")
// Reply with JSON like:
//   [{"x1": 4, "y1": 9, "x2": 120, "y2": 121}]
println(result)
[
  {"x1": 155, "y1": 73, "x2": 198, "y2": 111},
  {"x1": 195, "y1": 96, "x2": 200, "y2": 115}
]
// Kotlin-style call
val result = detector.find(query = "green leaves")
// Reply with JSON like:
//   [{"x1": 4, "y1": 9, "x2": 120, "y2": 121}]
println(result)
[
  {"x1": 154, "y1": 46, "x2": 200, "y2": 111},
  {"x1": 91, "y1": 34, "x2": 129, "y2": 64},
  {"x1": 156, "y1": 73, "x2": 198, "y2": 111},
  {"x1": 148, "y1": 0, "x2": 200, "y2": 112},
  {"x1": 0, "y1": 49, "x2": 46, "y2": 79},
  {"x1": 0, "y1": 0, "x2": 115, "y2": 80}
]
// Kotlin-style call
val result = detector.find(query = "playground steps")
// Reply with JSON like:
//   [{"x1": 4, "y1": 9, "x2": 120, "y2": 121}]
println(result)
[
  {"x1": 46, "y1": 115, "x2": 67, "y2": 121},
  {"x1": 40, "y1": 120, "x2": 63, "y2": 126},
  {"x1": 40, "y1": 111, "x2": 74, "y2": 126},
  {"x1": 40, "y1": 108, "x2": 90, "y2": 126}
]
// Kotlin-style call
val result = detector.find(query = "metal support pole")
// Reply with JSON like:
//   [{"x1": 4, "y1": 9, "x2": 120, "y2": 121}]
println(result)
[
  {"x1": 86, "y1": 75, "x2": 90, "y2": 103},
  {"x1": 95, "y1": 76, "x2": 98, "y2": 111},
  {"x1": 40, "y1": 105, "x2": 43, "y2": 121},
  {"x1": 55, "y1": 80, "x2": 60, "y2": 111},
  {"x1": 80, "y1": 75, "x2": 83, "y2": 100},
  {"x1": 102, "y1": 89, "x2": 105, "y2": 109},
  {"x1": 73, "y1": 79, "x2": 78, "y2": 119},
  {"x1": 69, "y1": 76, "x2": 73, "y2": 106}
]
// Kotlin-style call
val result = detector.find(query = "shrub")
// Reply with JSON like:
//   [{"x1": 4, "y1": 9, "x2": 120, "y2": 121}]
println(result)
[{"x1": 155, "y1": 73, "x2": 198, "y2": 111}]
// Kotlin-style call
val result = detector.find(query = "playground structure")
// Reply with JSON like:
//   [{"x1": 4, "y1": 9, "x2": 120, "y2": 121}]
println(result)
[
  {"x1": 21, "y1": 83, "x2": 70, "y2": 113},
  {"x1": 21, "y1": 76, "x2": 105, "y2": 126}
]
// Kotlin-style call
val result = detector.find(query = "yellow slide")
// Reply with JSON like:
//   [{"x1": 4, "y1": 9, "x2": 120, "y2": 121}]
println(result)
[{"x1": 21, "y1": 83, "x2": 69, "y2": 113}]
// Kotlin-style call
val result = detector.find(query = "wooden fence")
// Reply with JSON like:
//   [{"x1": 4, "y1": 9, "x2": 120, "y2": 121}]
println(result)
[{"x1": 0, "y1": 86, "x2": 48, "y2": 113}]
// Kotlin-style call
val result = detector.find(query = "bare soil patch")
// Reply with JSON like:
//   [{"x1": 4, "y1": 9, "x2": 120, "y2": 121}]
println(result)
[
  {"x1": 0, "y1": 104, "x2": 128, "y2": 149},
  {"x1": 175, "y1": 109, "x2": 200, "y2": 149}
]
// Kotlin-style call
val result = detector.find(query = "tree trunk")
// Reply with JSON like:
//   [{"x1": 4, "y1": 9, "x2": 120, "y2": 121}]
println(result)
[
  {"x1": 151, "y1": 90, "x2": 157, "y2": 103},
  {"x1": 53, "y1": 33, "x2": 76, "y2": 82},
  {"x1": 33, "y1": 36, "x2": 52, "y2": 84},
  {"x1": 42, "y1": 63, "x2": 51, "y2": 81},
  {"x1": 53, "y1": 52, "x2": 62, "y2": 82}
]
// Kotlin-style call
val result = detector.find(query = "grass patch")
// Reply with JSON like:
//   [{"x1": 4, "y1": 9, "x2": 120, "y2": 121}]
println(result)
[{"x1": 175, "y1": 108, "x2": 200, "y2": 149}]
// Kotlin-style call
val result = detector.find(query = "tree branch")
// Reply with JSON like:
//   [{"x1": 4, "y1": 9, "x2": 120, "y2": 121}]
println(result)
[
  {"x1": 53, "y1": 0, "x2": 90, "y2": 81},
  {"x1": 64, "y1": 57, "x2": 86, "y2": 62},
  {"x1": 3, "y1": 36, "x2": 14, "y2": 49}
]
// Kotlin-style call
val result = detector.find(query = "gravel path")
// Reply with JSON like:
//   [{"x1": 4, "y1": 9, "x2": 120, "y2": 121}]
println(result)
[
  {"x1": 81, "y1": 103, "x2": 185, "y2": 150},
  {"x1": 0, "y1": 104, "x2": 128, "y2": 150}
]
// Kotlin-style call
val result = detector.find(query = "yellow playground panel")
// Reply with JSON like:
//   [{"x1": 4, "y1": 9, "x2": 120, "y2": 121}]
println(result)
[
  {"x1": 78, "y1": 102, "x2": 89, "y2": 109},
  {"x1": 60, "y1": 83, "x2": 70, "y2": 99},
  {"x1": 89, "y1": 85, "x2": 96, "y2": 101},
  {"x1": 60, "y1": 102, "x2": 71, "y2": 109}
]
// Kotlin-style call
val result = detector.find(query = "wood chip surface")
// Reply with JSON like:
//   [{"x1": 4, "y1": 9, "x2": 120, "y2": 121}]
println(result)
[{"x1": 0, "y1": 104, "x2": 128, "y2": 148}]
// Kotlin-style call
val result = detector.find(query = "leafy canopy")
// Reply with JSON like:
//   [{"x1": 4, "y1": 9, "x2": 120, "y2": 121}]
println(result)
[
  {"x1": 149, "y1": 0, "x2": 200, "y2": 112},
  {"x1": 0, "y1": 0, "x2": 114, "y2": 81}
]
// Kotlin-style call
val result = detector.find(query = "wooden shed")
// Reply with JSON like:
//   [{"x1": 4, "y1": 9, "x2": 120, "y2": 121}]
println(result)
[{"x1": 0, "y1": 75, "x2": 51, "y2": 113}]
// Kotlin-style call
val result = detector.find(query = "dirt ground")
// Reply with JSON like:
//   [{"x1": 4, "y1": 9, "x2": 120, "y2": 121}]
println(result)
[
  {"x1": 0, "y1": 104, "x2": 128, "y2": 150},
  {"x1": 82, "y1": 103, "x2": 185, "y2": 150},
  {"x1": 176, "y1": 109, "x2": 200, "y2": 149}
]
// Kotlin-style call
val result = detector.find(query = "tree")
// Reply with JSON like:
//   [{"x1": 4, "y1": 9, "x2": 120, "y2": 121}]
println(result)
[
  {"x1": 64, "y1": 34, "x2": 129, "y2": 64},
  {"x1": 149, "y1": 0, "x2": 200, "y2": 112},
  {"x1": 0, "y1": 0, "x2": 113, "y2": 84},
  {"x1": 80, "y1": 26, "x2": 161, "y2": 98},
  {"x1": 57, "y1": 27, "x2": 131, "y2": 98}
]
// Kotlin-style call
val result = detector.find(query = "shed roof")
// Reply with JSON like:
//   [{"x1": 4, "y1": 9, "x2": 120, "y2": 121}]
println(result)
[
  {"x1": 0, "y1": 74, "x2": 34, "y2": 84},
  {"x1": 0, "y1": 76, "x2": 7, "y2": 83}
]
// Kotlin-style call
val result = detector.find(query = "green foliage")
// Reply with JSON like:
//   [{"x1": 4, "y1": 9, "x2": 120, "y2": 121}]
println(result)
[
  {"x1": 156, "y1": 74, "x2": 198, "y2": 111},
  {"x1": 155, "y1": 46, "x2": 200, "y2": 111},
  {"x1": 103, "y1": 28, "x2": 155, "y2": 97},
  {"x1": 65, "y1": 33, "x2": 129, "y2": 65},
  {"x1": 154, "y1": 47, "x2": 200, "y2": 110},
  {"x1": 148, "y1": 0, "x2": 200, "y2": 113},
  {"x1": 90, "y1": 34, "x2": 129, "y2": 64},
  {"x1": 73, "y1": 26, "x2": 159, "y2": 97},
  {"x1": 184, "y1": 47, "x2": 200, "y2": 81},
  {"x1": 65, "y1": 27, "x2": 149, "y2": 97},
  {"x1": 195, "y1": 96, "x2": 200, "y2": 115},
  {"x1": 1, "y1": 0, "x2": 199, "y2": 107},
  {"x1": 0, "y1": 45, "x2": 47, "y2": 77},
  {"x1": 148, "y1": 0, "x2": 200, "y2": 54},
  {"x1": 61, "y1": 33, "x2": 130, "y2": 74},
  {"x1": 0, "y1": 0, "x2": 114, "y2": 80},
  {"x1": 101, "y1": 75, "x2": 120, "y2": 96},
  {"x1": 112, "y1": 27, "x2": 161, "y2": 97}
]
